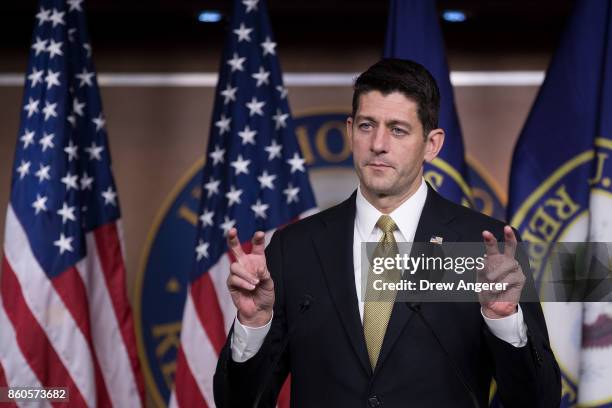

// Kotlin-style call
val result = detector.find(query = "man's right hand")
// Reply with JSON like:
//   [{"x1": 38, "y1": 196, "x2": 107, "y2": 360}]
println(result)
[{"x1": 227, "y1": 228, "x2": 275, "y2": 327}]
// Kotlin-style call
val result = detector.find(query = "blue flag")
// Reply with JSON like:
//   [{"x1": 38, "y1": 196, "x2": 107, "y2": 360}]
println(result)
[
  {"x1": 384, "y1": 0, "x2": 472, "y2": 206},
  {"x1": 507, "y1": 1, "x2": 612, "y2": 407}
]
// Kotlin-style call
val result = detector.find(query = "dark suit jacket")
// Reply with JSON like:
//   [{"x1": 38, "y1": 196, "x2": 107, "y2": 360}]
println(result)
[{"x1": 214, "y1": 185, "x2": 561, "y2": 408}]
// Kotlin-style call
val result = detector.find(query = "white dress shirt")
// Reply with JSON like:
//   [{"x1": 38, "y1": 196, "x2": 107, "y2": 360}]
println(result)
[{"x1": 231, "y1": 179, "x2": 527, "y2": 362}]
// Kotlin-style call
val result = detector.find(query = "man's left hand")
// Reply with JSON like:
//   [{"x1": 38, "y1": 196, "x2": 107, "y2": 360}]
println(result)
[{"x1": 479, "y1": 226, "x2": 526, "y2": 319}]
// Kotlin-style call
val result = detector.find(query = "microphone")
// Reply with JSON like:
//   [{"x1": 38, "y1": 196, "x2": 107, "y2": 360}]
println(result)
[
  {"x1": 408, "y1": 303, "x2": 481, "y2": 408},
  {"x1": 251, "y1": 294, "x2": 314, "y2": 408}
]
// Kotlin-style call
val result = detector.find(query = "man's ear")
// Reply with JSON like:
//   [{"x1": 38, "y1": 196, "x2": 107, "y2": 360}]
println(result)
[
  {"x1": 424, "y1": 128, "x2": 445, "y2": 162},
  {"x1": 346, "y1": 116, "x2": 354, "y2": 150}
]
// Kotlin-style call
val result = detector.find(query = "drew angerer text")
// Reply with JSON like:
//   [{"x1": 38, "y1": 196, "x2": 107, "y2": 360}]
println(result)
[{"x1": 371, "y1": 279, "x2": 509, "y2": 293}]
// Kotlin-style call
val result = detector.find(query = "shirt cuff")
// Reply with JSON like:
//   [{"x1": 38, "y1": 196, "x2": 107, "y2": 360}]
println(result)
[
  {"x1": 481, "y1": 305, "x2": 528, "y2": 347},
  {"x1": 230, "y1": 313, "x2": 273, "y2": 362}
]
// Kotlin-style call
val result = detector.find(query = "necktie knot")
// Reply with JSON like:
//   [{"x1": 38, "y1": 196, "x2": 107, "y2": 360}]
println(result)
[{"x1": 376, "y1": 215, "x2": 397, "y2": 235}]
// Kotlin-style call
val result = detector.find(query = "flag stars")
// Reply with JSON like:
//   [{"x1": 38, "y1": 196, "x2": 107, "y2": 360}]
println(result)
[
  {"x1": 53, "y1": 233, "x2": 74, "y2": 254},
  {"x1": 204, "y1": 178, "x2": 221, "y2": 197},
  {"x1": 283, "y1": 183, "x2": 300, "y2": 204},
  {"x1": 42, "y1": 101, "x2": 58, "y2": 121},
  {"x1": 23, "y1": 98, "x2": 39, "y2": 118},
  {"x1": 57, "y1": 202, "x2": 77, "y2": 224},
  {"x1": 85, "y1": 142, "x2": 104, "y2": 161},
  {"x1": 230, "y1": 154, "x2": 251, "y2": 175},
  {"x1": 67, "y1": 0, "x2": 84, "y2": 12},
  {"x1": 242, "y1": 0, "x2": 259, "y2": 13},
  {"x1": 101, "y1": 186, "x2": 117, "y2": 206},
  {"x1": 46, "y1": 39, "x2": 63, "y2": 59},
  {"x1": 199, "y1": 209, "x2": 214, "y2": 227},
  {"x1": 246, "y1": 97, "x2": 265, "y2": 116},
  {"x1": 272, "y1": 109, "x2": 289, "y2": 129},
  {"x1": 45, "y1": 70, "x2": 60, "y2": 89},
  {"x1": 220, "y1": 216, "x2": 236, "y2": 236},
  {"x1": 260, "y1": 37, "x2": 277, "y2": 56},
  {"x1": 233, "y1": 23, "x2": 253, "y2": 42},
  {"x1": 276, "y1": 85, "x2": 288, "y2": 99},
  {"x1": 251, "y1": 199, "x2": 269, "y2": 219},
  {"x1": 15, "y1": 4, "x2": 310, "y2": 261},
  {"x1": 32, "y1": 194, "x2": 48, "y2": 214},
  {"x1": 227, "y1": 52, "x2": 246, "y2": 72},
  {"x1": 195, "y1": 240, "x2": 210, "y2": 261},
  {"x1": 20, "y1": 129, "x2": 35, "y2": 149},
  {"x1": 209, "y1": 145, "x2": 226, "y2": 165},
  {"x1": 221, "y1": 84, "x2": 238, "y2": 104},
  {"x1": 264, "y1": 140, "x2": 282, "y2": 160},
  {"x1": 83, "y1": 43, "x2": 92, "y2": 58},
  {"x1": 49, "y1": 9, "x2": 66, "y2": 28},
  {"x1": 252, "y1": 66, "x2": 270, "y2": 87},
  {"x1": 35, "y1": 164, "x2": 51, "y2": 183},
  {"x1": 39, "y1": 132, "x2": 55, "y2": 151},
  {"x1": 92, "y1": 113, "x2": 106, "y2": 131},
  {"x1": 61, "y1": 172, "x2": 79, "y2": 191},
  {"x1": 215, "y1": 114, "x2": 231, "y2": 135},
  {"x1": 67, "y1": 114, "x2": 77, "y2": 128},
  {"x1": 258, "y1": 170, "x2": 277, "y2": 189},
  {"x1": 68, "y1": 28, "x2": 77, "y2": 42},
  {"x1": 225, "y1": 185, "x2": 243, "y2": 206},
  {"x1": 76, "y1": 68, "x2": 94, "y2": 87},
  {"x1": 49, "y1": 9, "x2": 66, "y2": 27},
  {"x1": 64, "y1": 140, "x2": 78, "y2": 161},
  {"x1": 73, "y1": 98, "x2": 85, "y2": 116},
  {"x1": 80, "y1": 172, "x2": 94, "y2": 190},
  {"x1": 35, "y1": 8, "x2": 50, "y2": 26},
  {"x1": 16, "y1": 160, "x2": 31, "y2": 179},
  {"x1": 28, "y1": 67, "x2": 44, "y2": 87},
  {"x1": 31, "y1": 37, "x2": 48, "y2": 56},
  {"x1": 287, "y1": 152, "x2": 306, "y2": 173},
  {"x1": 238, "y1": 125, "x2": 257, "y2": 145}
]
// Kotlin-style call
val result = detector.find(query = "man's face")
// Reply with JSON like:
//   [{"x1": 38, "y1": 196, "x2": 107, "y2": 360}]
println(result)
[{"x1": 348, "y1": 90, "x2": 439, "y2": 202}]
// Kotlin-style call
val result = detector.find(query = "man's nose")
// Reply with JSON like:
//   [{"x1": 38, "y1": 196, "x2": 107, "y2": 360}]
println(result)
[{"x1": 371, "y1": 127, "x2": 389, "y2": 153}]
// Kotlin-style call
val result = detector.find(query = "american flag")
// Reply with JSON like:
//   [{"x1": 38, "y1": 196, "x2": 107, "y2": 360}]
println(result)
[
  {"x1": 0, "y1": 0, "x2": 145, "y2": 406},
  {"x1": 170, "y1": 0, "x2": 317, "y2": 406}
]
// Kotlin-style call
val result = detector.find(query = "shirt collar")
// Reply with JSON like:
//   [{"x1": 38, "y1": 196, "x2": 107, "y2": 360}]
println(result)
[{"x1": 355, "y1": 178, "x2": 428, "y2": 241}]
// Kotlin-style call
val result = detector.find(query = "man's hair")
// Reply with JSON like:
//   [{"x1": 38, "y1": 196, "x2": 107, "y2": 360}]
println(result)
[{"x1": 351, "y1": 58, "x2": 441, "y2": 137}]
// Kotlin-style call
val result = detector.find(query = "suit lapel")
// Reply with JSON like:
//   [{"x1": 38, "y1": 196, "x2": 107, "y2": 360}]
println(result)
[
  {"x1": 374, "y1": 184, "x2": 460, "y2": 374},
  {"x1": 311, "y1": 192, "x2": 372, "y2": 376}
]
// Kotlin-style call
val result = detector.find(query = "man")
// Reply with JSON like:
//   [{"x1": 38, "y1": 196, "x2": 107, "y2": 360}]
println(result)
[{"x1": 214, "y1": 59, "x2": 561, "y2": 407}]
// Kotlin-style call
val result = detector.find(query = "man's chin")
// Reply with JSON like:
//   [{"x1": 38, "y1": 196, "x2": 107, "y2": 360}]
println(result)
[{"x1": 362, "y1": 181, "x2": 394, "y2": 197}]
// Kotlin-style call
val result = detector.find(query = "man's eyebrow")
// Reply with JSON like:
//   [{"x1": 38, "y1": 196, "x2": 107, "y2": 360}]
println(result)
[
  {"x1": 354, "y1": 115, "x2": 378, "y2": 123},
  {"x1": 354, "y1": 116, "x2": 413, "y2": 131},
  {"x1": 386, "y1": 119, "x2": 412, "y2": 130}
]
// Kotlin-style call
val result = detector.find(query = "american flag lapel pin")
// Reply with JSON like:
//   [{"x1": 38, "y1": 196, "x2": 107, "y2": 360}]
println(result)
[{"x1": 429, "y1": 236, "x2": 443, "y2": 245}]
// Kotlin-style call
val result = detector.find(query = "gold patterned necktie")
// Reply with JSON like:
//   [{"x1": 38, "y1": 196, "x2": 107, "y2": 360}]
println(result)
[{"x1": 363, "y1": 215, "x2": 401, "y2": 369}]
